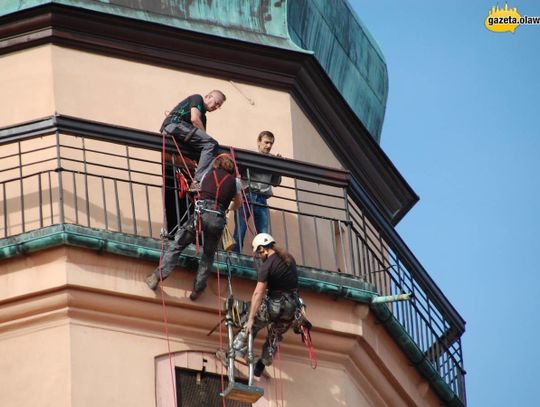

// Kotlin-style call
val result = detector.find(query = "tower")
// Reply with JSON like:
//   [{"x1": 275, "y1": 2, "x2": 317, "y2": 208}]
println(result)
[{"x1": 0, "y1": 1, "x2": 466, "y2": 406}]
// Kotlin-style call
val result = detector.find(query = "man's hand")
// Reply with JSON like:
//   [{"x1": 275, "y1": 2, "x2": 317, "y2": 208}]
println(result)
[
  {"x1": 245, "y1": 318, "x2": 254, "y2": 333},
  {"x1": 190, "y1": 107, "x2": 205, "y2": 130}
]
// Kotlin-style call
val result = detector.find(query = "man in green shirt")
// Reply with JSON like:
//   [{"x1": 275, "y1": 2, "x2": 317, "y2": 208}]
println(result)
[{"x1": 161, "y1": 90, "x2": 226, "y2": 185}]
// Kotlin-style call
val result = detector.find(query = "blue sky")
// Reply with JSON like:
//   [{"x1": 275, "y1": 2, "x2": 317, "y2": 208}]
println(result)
[{"x1": 349, "y1": 1, "x2": 540, "y2": 405}]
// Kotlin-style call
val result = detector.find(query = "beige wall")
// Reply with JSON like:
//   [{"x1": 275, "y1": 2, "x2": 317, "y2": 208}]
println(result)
[
  {"x1": 0, "y1": 247, "x2": 440, "y2": 406},
  {"x1": 0, "y1": 323, "x2": 71, "y2": 407},
  {"x1": 290, "y1": 98, "x2": 341, "y2": 169},
  {"x1": 0, "y1": 46, "x2": 56, "y2": 127},
  {"x1": 1, "y1": 45, "x2": 338, "y2": 165},
  {"x1": 50, "y1": 46, "x2": 296, "y2": 157}
]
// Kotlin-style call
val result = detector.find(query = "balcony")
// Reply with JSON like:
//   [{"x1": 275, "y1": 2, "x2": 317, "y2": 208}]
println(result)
[{"x1": 0, "y1": 115, "x2": 466, "y2": 406}]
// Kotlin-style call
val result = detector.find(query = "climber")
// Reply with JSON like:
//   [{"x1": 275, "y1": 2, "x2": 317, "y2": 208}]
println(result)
[{"x1": 231, "y1": 233, "x2": 300, "y2": 377}]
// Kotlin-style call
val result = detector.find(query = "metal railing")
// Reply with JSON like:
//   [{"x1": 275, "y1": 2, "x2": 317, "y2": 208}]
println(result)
[{"x1": 0, "y1": 120, "x2": 465, "y2": 404}]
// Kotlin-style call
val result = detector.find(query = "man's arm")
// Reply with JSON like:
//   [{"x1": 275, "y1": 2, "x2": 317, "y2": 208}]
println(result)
[
  {"x1": 190, "y1": 107, "x2": 205, "y2": 130},
  {"x1": 270, "y1": 173, "x2": 282, "y2": 187},
  {"x1": 229, "y1": 192, "x2": 242, "y2": 211},
  {"x1": 270, "y1": 154, "x2": 282, "y2": 186},
  {"x1": 245, "y1": 281, "x2": 267, "y2": 333}
]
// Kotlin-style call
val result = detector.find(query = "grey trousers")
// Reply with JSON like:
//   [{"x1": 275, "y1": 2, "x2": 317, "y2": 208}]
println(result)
[
  {"x1": 162, "y1": 121, "x2": 218, "y2": 182},
  {"x1": 152, "y1": 210, "x2": 225, "y2": 293},
  {"x1": 232, "y1": 293, "x2": 297, "y2": 366}
]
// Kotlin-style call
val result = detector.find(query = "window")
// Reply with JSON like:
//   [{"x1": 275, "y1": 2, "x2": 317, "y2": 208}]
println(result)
[
  {"x1": 155, "y1": 351, "x2": 268, "y2": 407},
  {"x1": 176, "y1": 367, "x2": 250, "y2": 407}
]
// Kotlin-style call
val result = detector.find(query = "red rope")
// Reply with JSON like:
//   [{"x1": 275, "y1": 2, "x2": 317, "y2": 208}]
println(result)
[
  {"x1": 169, "y1": 132, "x2": 203, "y2": 254},
  {"x1": 159, "y1": 130, "x2": 178, "y2": 406},
  {"x1": 300, "y1": 325, "x2": 317, "y2": 369},
  {"x1": 169, "y1": 133, "x2": 196, "y2": 185},
  {"x1": 194, "y1": 212, "x2": 202, "y2": 255},
  {"x1": 272, "y1": 363, "x2": 280, "y2": 407},
  {"x1": 228, "y1": 146, "x2": 258, "y2": 247},
  {"x1": 276, "y1": 341, "x2": 284, "y2": 407}
]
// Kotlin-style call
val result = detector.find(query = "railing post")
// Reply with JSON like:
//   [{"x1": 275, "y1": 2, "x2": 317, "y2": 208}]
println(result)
[
  {"x1": 55, "y1": 131, "x2": 65, "y2": 224},
  {"x1": 3, "y1": 183, "x2": 7, "y2": 237},
  {"x1": 126, "y1": 146, "x2": 138, "y2": 235},
  {"x1": 18, "y1": 141, "x2": 25, "y2": 233},
  {"x1": 82, "y1": 137, "x2": 91, "y2": 227},
  {"x1": 294, "y1": 179, "x2": 306, "y2": 265},
  {"x1": 343, "y1": 189, "x2": 356, "y2": 276}
]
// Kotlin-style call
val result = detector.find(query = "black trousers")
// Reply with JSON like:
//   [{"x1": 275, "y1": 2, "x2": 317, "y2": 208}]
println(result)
[
  {"x1": 232, "y1": 292, "x2": 298, "y2": 365},
  {"x1": 162, "y1": 121, "x2": 218, "y2": 183},
  {"x1": 152, "y1": 209, "x2": 225, "y2": 293}
]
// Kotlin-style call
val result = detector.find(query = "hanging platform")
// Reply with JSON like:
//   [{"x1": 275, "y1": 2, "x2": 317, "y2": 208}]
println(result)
[{"x1": 221, "y1": 382, "x2": 264, "y2": 403}]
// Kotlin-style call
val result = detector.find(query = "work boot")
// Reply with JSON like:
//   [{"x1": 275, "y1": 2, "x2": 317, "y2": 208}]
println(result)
[
  {"x1": 254, "y1": 360, "x2": 265, "y2": 377},
  {"x1": 146, "y1": 273, "x2": 159, "y2": 290},
  {"x1": 189, "y1": 290, "x2": 202, "y2": 301}
]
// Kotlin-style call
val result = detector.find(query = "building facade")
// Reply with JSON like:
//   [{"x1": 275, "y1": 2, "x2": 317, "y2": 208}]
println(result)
[{"x1": 0, "y1": 1, "x2": 466, "y2": 406}]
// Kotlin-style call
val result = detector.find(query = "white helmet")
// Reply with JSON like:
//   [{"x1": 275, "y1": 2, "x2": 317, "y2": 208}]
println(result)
[{"x1": 252, "y1": 233, "x2": 275, "y2": 252}]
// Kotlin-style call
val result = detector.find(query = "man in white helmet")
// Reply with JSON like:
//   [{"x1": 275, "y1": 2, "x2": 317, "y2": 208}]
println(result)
[{"x1": 231, "y1": 233, "x2": 299, "y2": 377}]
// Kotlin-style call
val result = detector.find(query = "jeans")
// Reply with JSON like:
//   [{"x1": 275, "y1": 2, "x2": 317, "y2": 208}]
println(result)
[
  {"x1": 162, "y1": 121, "x2": 218, "y2": 182},
  {"x1": 152, "y1": 208, "x2": 225, "y2": 293},
  {"x1": 233, "y1": 192, "x2": 269, "y2": 253}
]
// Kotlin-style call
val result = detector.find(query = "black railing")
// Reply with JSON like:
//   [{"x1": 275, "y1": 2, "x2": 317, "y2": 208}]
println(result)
[{"x1": 0, "y1": 116, "x2": 466, "y2": 404}]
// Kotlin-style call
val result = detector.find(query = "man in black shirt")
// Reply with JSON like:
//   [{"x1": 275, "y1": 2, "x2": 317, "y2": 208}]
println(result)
[
  {"x1": 146, "y1": 154, "x2": 241, "y2": 300},
  {"x1": 161, "y1": 90, "x2": 226, "y2": 186},
  {"x1": 231, "y1": 233, "x2": 300, "y2": 377}
]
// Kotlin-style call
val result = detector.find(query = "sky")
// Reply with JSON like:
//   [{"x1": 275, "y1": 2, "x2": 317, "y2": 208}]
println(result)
[{"x1": 348, "y1": 1, "x2": 540, "y2": 406}]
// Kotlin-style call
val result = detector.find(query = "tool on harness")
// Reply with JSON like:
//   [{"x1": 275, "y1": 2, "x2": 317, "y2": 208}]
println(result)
[
  {"x1": 220, "y1": 225, "x2": 236, "y2": 251},
  {"x1": 292, "y1": 297, "x2": 317, "y2": 369},
  {"x1": 164, "y1": 112, "x2": 198, "y2": 143},
  {"x1": 194, "y1": 199, "x2": 224, "y2": 217},
  {"x1": 175, "y1": 169, "x2": 190, "y2": 200},
  {"x1": 207, "y1": 297, "x2": 249, "y2": 337},
  {"x1": 183, "y1": 126, "x2": 197, "y2": 143}
]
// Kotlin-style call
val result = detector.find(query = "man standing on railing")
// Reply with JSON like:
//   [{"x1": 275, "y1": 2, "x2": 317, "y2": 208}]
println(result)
[
  {"x1": 233, "y1": 131, "x2": 281, "y2": 253},
  {"x1": 146, "y1": 154, "x2": 241, "y2": 300},
  {"x1": 161, "y1": 90, "x2": 226, "y2": 189},
  {"x1": 231, "y1": 233, "x2": 300, "y2": 377}
]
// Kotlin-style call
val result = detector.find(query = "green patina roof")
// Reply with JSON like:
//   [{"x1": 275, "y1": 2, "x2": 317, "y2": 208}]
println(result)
[
  {"x1": 1, "y1": 0, "x2": 388, "y2": 141},
  {"x1": 288, "y1": 0, "x2": 388, "y2": 141}
]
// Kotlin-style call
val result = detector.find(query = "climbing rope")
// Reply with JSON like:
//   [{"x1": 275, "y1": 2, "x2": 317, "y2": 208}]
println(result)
[
  {"x1": 158, "y1": 130, "x2": 178, "y2": 406},
  {"x1": 300, "y1": 324, "x2": 317, "y2": 369},
  {"x1": 229, "y1": 146, "x2": 258, "y2": 248}
]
